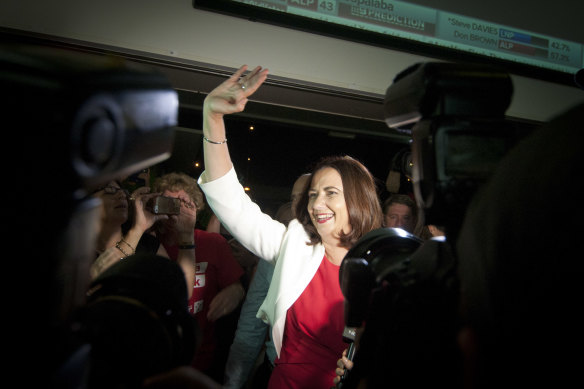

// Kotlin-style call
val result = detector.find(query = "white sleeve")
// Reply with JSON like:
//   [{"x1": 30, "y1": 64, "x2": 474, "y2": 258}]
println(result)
[{"x1": 199, "y1": 167, "x2": 287, "y2": 263}]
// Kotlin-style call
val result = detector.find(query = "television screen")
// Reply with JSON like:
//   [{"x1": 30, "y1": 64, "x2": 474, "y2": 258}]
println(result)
[{"x1": 193, "y1": 0, "x2": 582, "y2": 86}]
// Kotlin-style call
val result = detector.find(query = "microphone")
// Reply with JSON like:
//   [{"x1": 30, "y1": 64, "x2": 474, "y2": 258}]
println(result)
[{"x1": 338, "y1": 326, "x2": 357, "y2": 388}]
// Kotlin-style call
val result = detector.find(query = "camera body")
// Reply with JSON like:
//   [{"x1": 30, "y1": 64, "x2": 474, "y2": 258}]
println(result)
[
  {"x1": 81, "y1": 254, "x2": 198, "y2": 389},
  {"x1": 338, "y1": 61, "x2": 530, "y2": 387},
  {"x1": 1, "y1": 39, "x2": 178, "y2": 385},
  {"x1": 384, "y1": 61, "x2": 524, "y2": 235},
  {"x1": 146, "y1": 196, "x2": 181, "y2": 215},
  {"x1": 339, "y1": 228, "x2": 423, "y2": 328}
]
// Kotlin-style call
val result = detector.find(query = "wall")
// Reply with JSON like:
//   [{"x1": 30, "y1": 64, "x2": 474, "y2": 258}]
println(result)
[{"x1": 1, "y1": 0, "x2": 582, "y2": 122}]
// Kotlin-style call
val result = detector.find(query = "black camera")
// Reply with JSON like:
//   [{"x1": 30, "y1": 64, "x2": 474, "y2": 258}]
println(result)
[
  {"x1": 1, "y1": 39, "x2": 178, "y2": 386},
  {"x1": 339, "y1": 228, "x2": 423, "y2": 328},
  {"x1": 341, "y1": 61, "x2": 522, "y2": 328},
  {"x1": 384, "y1": 61, "x2": 528, "y2": 236},
  {"x1": 337, "y1": 61, "x2": 530, "y2": 388},
  {"x1": 80, "y1": 254, "x2": 198, "y2": 389},
  {"x1": 339, "y1": 227, "x2": 460, "y2": 388}
]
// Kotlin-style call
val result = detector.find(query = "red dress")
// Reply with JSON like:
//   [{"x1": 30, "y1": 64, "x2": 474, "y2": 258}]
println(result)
[{"x1": 268, "y1": 255, "x2": 346, "y2": 389}]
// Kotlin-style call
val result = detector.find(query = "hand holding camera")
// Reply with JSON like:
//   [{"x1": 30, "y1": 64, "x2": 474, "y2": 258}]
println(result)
[
  {"x1": 146, "y1": 196, "x2": 181, "y2": 215},
  {"x1": 151, "y1": 193, "x2": 197, "y2": 244},
  {"x1": 127, "y1": 188, "x2": 170, "y2": 234}
]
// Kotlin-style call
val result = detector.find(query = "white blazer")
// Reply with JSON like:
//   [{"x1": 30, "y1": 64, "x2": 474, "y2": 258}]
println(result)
[{"x1": 199, "y1": 167, "x2": 325, "y2": 357}]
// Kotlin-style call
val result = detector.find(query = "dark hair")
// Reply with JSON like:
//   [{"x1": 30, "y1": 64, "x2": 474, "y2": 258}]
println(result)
[{"x1": 294, "y1": 155, "x2": 383, "y2": 248}]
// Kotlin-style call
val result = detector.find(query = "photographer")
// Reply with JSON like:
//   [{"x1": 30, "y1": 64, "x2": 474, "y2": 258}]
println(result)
[{"x1": 90, "y1": 180, "x2": 171, "y2": 279}]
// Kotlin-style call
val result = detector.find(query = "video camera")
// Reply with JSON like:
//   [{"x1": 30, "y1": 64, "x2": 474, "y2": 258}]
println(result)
[
  {"x1": 1, "y1": 39, "x2": 187, "y2": 387},
  {"x1": 338, "y1": 61, "x2": 529, "y2": 388},
  {"x1": 383, "y1": 61, "x2": 526, "y2": 236}
]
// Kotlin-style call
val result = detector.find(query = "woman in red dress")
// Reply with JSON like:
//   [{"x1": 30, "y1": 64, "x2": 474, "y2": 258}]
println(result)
[{"x1": 198, "y1": 65, "x2": 383, "y2": 388}]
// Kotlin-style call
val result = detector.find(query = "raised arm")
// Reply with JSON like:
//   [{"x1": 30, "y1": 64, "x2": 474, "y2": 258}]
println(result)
[{"x1": 202, "y1": 65, "x2": 269, "y2": 181}]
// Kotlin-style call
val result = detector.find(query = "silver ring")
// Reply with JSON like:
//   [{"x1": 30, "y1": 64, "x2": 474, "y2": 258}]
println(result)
[{"x1": 240, "y1": 83, "x2": 246, "y2": 90}]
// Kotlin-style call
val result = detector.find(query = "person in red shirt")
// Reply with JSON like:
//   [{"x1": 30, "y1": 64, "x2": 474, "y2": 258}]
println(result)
[{"x1": 153, "y1": 172, "x2": 245, "y2": 384}]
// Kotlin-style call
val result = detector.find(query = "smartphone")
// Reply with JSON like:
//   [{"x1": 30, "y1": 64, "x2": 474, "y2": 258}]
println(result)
[{"x1": 146, "y1": 196, "x2": 181, "y2": 215}]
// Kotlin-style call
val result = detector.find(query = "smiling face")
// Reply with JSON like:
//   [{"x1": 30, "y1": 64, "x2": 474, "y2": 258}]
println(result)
[{"x1": 307, "y1": 167, "x2": 351, "y2": 244}]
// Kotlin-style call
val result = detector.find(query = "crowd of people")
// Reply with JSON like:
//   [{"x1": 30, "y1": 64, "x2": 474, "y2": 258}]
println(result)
[{"x1": 57, "y1": 63, "x2": 583, "y2": 389}]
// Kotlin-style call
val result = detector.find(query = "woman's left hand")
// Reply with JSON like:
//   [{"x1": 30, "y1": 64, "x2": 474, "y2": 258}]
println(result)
[{"x1": 203, "y1": 65, "x2": 269, "y2": 118}]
